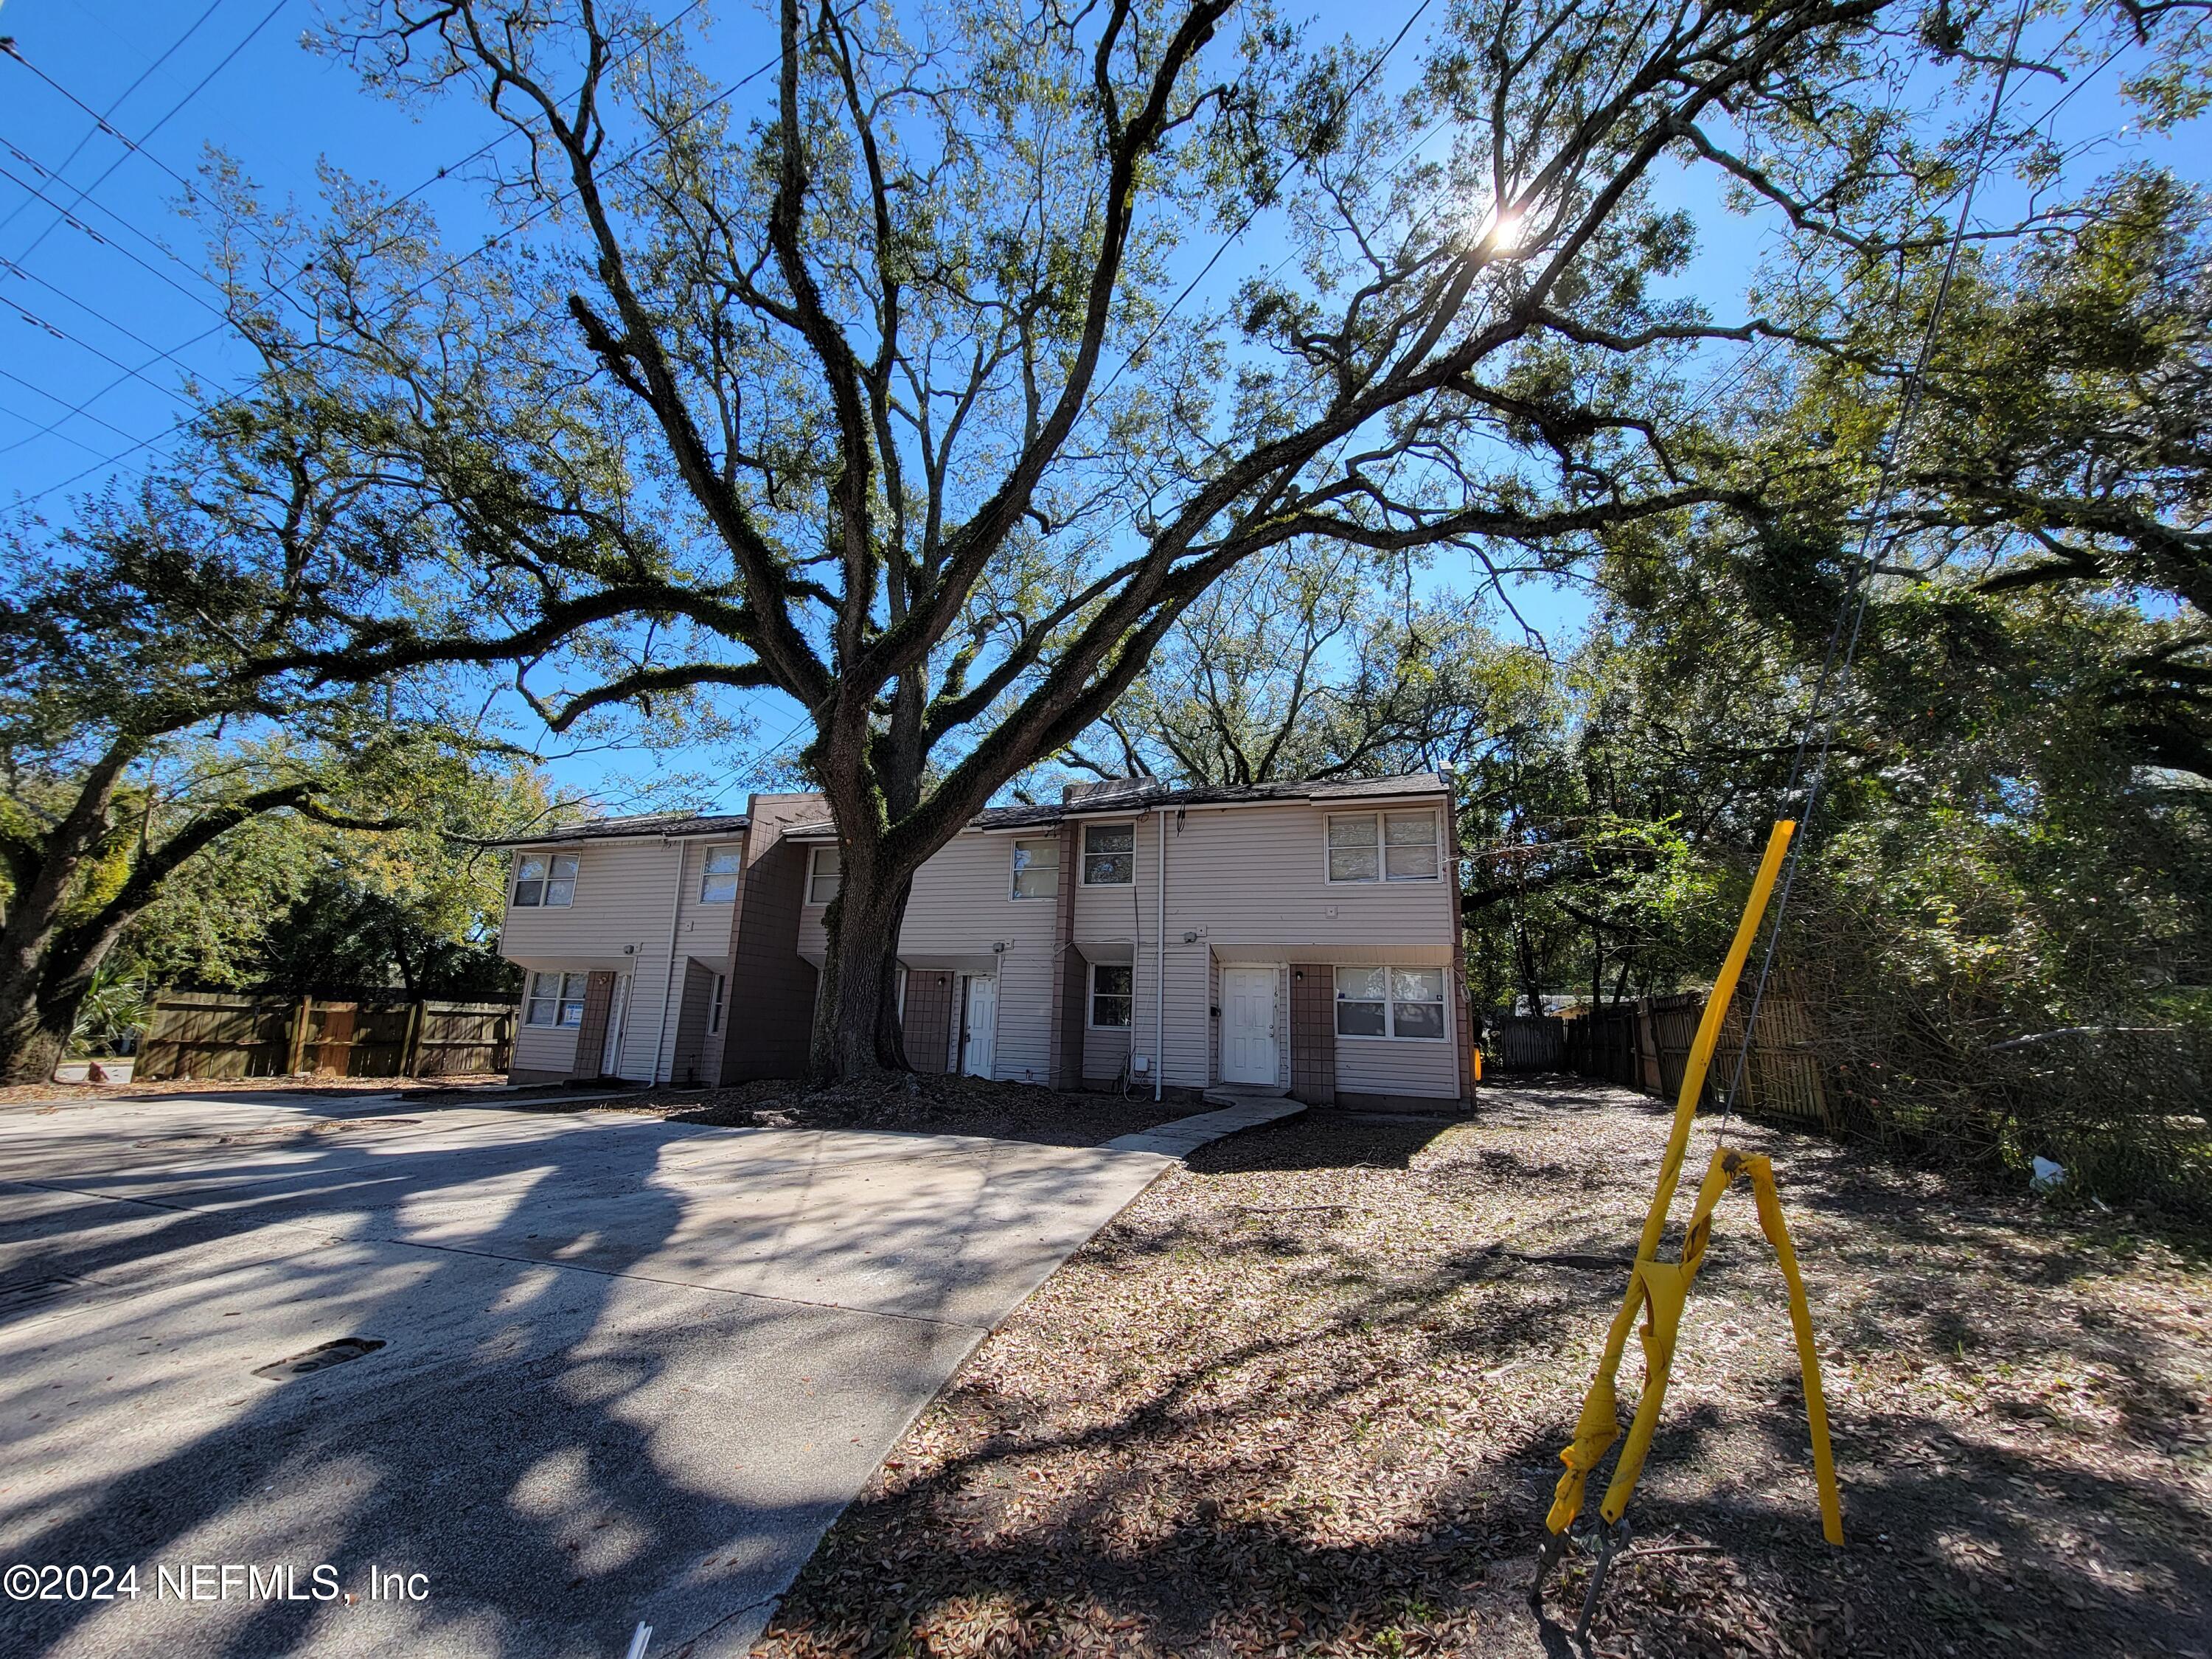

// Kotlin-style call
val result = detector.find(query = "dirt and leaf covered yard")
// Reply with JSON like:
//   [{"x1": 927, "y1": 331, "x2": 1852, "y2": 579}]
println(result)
[{"x1": 748, "y1": 1078, "x2": 2212, "y2": 1659}]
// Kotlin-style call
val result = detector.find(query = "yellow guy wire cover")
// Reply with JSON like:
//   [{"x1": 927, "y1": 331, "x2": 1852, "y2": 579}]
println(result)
[{"x1": 1543, "y1": 818, "x2": 1796, "y2": 1539}]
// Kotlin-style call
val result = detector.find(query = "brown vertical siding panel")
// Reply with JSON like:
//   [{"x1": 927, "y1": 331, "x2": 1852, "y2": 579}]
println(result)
[
  {"x1": 1048, "y1": 821, "x2": 1083, "y2": 1088},
  {"x1": 902, "y1": 970, "x2": 955, "y2": 1074},
  {"x1": 669, "y1": 959, "x2": 718, "y2": 1084},
  {"x1": 1289, "y1": 964, "x2": 1337, "y2": 1105},
  {"x1": 712, "y1": 794, "x2": 825, "y2": 1083}
]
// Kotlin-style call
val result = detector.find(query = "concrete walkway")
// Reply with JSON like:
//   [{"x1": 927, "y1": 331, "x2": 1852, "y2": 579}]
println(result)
[
  {"x1": 1105, "y1": 1094, "x2": 1307, "y2": 1155},
  {"x1": 0, "y1": 1088, "x2": 1300, "y2": 1659}
]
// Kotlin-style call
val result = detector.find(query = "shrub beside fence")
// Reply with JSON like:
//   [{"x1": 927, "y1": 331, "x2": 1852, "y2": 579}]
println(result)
[
  {"x1": 137, "y1": 992, "x2": 514, "y2": 1081},
  {"x1": 1482, "y1": 981, "x2": 2206, "y2": 1214}
]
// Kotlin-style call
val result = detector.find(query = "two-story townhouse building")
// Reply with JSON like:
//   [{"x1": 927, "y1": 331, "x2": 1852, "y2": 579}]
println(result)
[{"x1": 495, "y1": 771, "x2": 1472, "y2": 1107}]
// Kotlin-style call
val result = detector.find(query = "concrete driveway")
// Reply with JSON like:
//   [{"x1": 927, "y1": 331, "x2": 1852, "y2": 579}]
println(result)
[{"x1": 0, "y1": 1091, "x2": 1175, "y2": 1658}]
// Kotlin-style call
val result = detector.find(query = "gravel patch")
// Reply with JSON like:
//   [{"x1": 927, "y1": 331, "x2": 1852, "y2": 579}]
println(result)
[{"x1": 749, "y1": 1079, "x2": 2212, "y2": 1658}]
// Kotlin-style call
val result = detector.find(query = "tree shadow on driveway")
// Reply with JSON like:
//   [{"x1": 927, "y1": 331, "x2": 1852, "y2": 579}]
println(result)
[{"x1": 0, "y1": 1106, "x2": 1119, "y2": 1658}]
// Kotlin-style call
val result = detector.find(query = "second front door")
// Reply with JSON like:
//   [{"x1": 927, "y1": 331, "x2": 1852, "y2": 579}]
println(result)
[
  {"x1": 1220, "y1": 967, "x2": 1278, "y2": 1085},
  {"x1": 961, "y1": 975, "x2": 997, "y2": 1078}
]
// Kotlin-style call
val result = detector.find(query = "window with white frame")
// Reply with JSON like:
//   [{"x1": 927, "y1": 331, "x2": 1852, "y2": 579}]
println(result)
[
  {"x1": 806, "y1": 845, "x2": 842, "y2": 904},
  {"x1": 525, "y1": 970, "x2": 589, "y2": 1027},
  {"x1": 1089, "y1": 962, "x2": 1134, "y2": 1027},
  {"x1": 1334, "y1": 965, "x2": 1448, "y2": 1038},
  {"x1": 699, "y1": 846, "x2": 742, "y2": 903},
  {"x1": 512, "y1": 852, "x2": 580, "y2": 907},
  {"x1": 1010, "y1": 836, "x2": 1060, "y2": 900},
  {"x1": 1325, "y1": 810, "x2": 1439, "y2": 883},
  {"x1": 1082, "y1": 822, "x2": 1135, "y2": 885}
]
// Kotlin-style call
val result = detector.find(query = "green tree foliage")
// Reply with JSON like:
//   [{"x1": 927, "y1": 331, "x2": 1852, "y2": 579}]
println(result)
[
  {"x1": 1440, "y1": 10, "x2": 2212, "y2": 1200},
  {"x1": 1464, "y1": 543, "x2": 2211, "y2": 1200},
  {"x1": 245, "y1": 761, "x2": 546, "y2": 999},
  {"x1": 0, "y1": 414, "x2": 567, "y2": 1079},
  {"x1": 1054, "y1": 547, "x2": 1542, "y2": 785}
]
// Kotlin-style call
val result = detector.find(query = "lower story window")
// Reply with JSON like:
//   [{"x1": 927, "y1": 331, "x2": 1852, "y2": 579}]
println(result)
[
  {"x1": 1335, "y1": 965, "x2": 1447, "y2": 1038},
  {"x1": 1090, "y1": 962, "x2": 1133, "y2": 1028},
  {"x1": 526, "y1": 971, "x2": 588, "y2": 1028}
]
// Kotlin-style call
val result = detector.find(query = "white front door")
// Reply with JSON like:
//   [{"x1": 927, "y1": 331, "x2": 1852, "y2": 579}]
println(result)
[
  {"x1": 604, "y1": 974, "x2": 631, "y2": 1077},
  {"x1": 962, "y1": 975, "x2": 997, "y2": 1078},
  {"x1": 1220, "y1": 967, "x2": 1278, "y2": 1085}
]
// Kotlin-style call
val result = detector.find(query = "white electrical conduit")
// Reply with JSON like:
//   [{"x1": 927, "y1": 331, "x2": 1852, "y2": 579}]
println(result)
[{"x1": 1155, "y1": 804, "x2": 1167, "y2": 1102}]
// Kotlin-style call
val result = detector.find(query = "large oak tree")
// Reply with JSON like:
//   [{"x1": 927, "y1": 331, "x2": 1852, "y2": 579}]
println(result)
[{"x1": 251, "y1": 0, "x2": 2091, "y2": 1077}]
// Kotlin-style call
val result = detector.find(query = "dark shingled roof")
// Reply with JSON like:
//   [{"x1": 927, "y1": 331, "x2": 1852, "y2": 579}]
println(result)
[
  {"x1": 492, "y1": 811, "x2": 751, "y2": 849},
  {"x1": 780, "y1": 771, "x2": 1450, "y2": 838}
]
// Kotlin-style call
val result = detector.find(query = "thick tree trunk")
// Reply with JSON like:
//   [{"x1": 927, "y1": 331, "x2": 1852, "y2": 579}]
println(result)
[
  {"x1": 809, "y1": 870, "x2": 917, "y2": 1080},
  {"x1": 0, "y1": 984, "x2": 73, "y2": 1088},
  {"x1": 7, "y1": 949, "x2": 119, "y2": 1086},
  {"x1": 804, "y1": 667, "x2": 939, "y2": 1082},
  {"x1": 0, "y1": 917, "x2": 122, "y2": 1086},
  {"x1": 0, "y1": 745, "x2": 134, "y2": 1084}
]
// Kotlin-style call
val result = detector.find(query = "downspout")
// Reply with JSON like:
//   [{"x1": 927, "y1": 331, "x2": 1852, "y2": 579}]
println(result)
[
  {"x1": 651, "y1": 838, "x2": 687, "y2": 1084},
  {"x1": 1155, "y1": 804, "x2": 1166, "y2": 1102}
]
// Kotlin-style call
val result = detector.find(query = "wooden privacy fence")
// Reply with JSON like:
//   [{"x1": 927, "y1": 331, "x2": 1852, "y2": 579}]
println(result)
[
  {"x1": 138, "y1": 992, "x2": 514, "y2": 1082},
  {"x1": 1494, "y1": 976, "x2": 1832, "y2": 1127},
  {"x1": 1486, "y1": 1015, "x2": 1565, "y2": 1072}
]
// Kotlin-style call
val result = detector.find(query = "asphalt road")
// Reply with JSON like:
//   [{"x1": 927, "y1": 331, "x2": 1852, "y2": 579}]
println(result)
[{"x1": 0, "y1": 1089, "x2": 1173, "y2": 1658}]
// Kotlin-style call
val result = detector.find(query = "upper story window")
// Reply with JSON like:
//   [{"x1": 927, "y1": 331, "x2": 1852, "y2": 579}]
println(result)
[
  {"x1": 524, "y1": 970, "x2": 588, "y2": 1027},
  {"x1": 699, "y1": 845, "x2": 742, "y2": 903},
  {"x1": 1082, "y1": 822, "x2": 1135, "y2": 885},
  {"x1": 1335, "y1": 966, "x2": 1447, "y2": 1039},
  {"x1": 513, "y1": 852, "x2": 579, "y2": 908},
  {"x1": 1325, "y1": 810, "x2": 1440, "y2": 883},
  {"x1": 807, "y1": 845, "x2": 842, "y2": 904},
  {"x1": 1010, "y1": 836, "x2": 1060, "y2": 900}
]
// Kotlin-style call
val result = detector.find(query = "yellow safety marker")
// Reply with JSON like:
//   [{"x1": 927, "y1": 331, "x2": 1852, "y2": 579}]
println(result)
[{"x1": 1531, "y1": 819, "x2": 1843, "y2": 1630}]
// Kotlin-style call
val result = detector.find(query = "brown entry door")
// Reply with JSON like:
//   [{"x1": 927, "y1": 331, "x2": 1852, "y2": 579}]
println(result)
[{"x1": 569, "y1": 971, "x2": 619, "y2": 1079}]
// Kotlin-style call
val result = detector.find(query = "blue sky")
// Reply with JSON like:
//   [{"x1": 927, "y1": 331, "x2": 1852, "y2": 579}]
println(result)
[{"x1": 1, "y1": 0, "x2": 2199, "y2": 810}]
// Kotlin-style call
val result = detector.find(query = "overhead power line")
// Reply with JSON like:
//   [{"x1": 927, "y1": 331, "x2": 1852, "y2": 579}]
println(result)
[
  {"x1": 0, "y1": 363, "x2": 150, "y2": 449},
  {"x1": 1, "y1": 0, "x2": 291, "y2": 274},
  {"x1": 0, "y1": 153, "x2": 232, "y2": 313},
  {"x1": 4, "y1": 0, "x2": 725, "y2": 499},
  {"x1": 0, "y1": 0, "x2": 234, "y2": 243}
]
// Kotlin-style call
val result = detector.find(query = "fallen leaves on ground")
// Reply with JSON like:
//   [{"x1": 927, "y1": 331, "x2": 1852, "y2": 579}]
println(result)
[
  {"x1": 598, "y1": 1071, "x2": 1192, "y2": 1147},
  {"x1": 751, "y1": 1079, "x2": 2212, "y2": 1658}
]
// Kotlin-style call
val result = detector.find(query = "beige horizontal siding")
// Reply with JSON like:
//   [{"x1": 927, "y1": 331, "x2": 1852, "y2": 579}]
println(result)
[
  {"x1": 790, "y1": 797, "x2": 1454, "y2": 1093},
  {"x1": 1071, "y1": 802, "x2": 1453, "y2": 957},
  {"x1": 1082, "y1": 1022, "x2": 1130, "y2": 1083},
  {"x1": 1075, "y1": 807, "x2": 1450, "y2": 1093},
  {"x1": 1336, "y1": 1032, "x2": 1459, "y2": 1096},
  {"x1": 501, "y1": 838, "x2": 687, "y2": 1082},
  {"x1": 671, "y1": 838, "x2": 743, "y2": 962},
  {"x1": 510, "y1": 1019, "x2": 579, "y2": 1075},
  {"x1": 501, "y1": 839, "x2": 679, "y2": 961},
  {"x1": 800, "y1": 831, "x2": 1059, "y2": 1083}
]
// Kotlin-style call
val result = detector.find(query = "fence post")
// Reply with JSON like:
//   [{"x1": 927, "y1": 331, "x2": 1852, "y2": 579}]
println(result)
[
  {"x1": 287, "y1": 995, "x2": 311, "y2": 1075},
  {"x1": 400, "y1": 999, "x2": 425, "y2": 1077}
]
